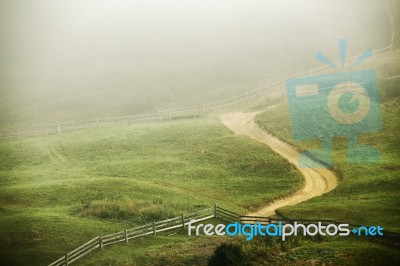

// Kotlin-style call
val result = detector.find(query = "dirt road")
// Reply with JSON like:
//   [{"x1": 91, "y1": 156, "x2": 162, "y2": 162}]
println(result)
[{"x1": 220, "y1": 111, "x2": 338, "y2": 217}]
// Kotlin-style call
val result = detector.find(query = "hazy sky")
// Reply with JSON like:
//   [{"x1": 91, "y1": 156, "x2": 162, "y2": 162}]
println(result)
[
  {"x1": 0, "y1": 0, "x2": 392, "y2": 126},
  {"x1": 0, "y1": 0, "x2": 391, "y2": 68}
]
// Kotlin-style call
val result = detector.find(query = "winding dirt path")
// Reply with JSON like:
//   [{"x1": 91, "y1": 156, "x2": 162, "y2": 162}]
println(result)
[{"x1": 220, "y1": 111, "x2": 338, "y2": 217}]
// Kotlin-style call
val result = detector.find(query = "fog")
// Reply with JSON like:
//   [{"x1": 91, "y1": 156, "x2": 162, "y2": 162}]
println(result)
[{"x1": 0, "y1": 0, "x2": 393, "y2": 128}]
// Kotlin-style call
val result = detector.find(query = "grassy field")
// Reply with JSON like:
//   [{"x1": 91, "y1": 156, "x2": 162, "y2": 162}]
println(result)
[
  {"x1": 255, "y1": 99, "x2": 400, "y2": 232},
  {"x1": 1, "y1": 55, "x2": 398, "y2": 265},
  {"x1": 0, "y1": 117, "x2": 303, "y2": 265},
  {"x1": 0, "y1": 100, "x2": 398, "y2": 265}
]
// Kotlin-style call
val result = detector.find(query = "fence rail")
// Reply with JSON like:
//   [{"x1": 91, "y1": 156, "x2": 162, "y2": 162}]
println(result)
[
  {"x1": 48, "y1": 204, "x2": 400, "y2": 265},
  {"x1": 48, "y1": 207, "x2": 214, "y2": 266},
  {"x1": 1, "y1": 107, "x2": 206, "y2": 139}
]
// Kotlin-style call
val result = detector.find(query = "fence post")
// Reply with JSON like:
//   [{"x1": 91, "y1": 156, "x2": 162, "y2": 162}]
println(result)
[
  {"x1": 99, "y1": 235, "x2": 103, "y2": 250},
  {"x1": 96, "y1": 116, "x2": 99, "y2": 126},
  {"x1": 125, "y1": 229, "x2": 128, "y2": 243},
  {"x1": 153, "y1": 221, "x2": 156, "y2": 236},
  {"x1": 65, "y1": 254, "x2": 69, "y2": 266},
  {"x1": 268, "y1": 217, "x2": 271, "y2": 224},
  {"x1": 214, "y1": 204, "x2": 217, "y2": 218},
  {"x1": 202, "y1": 107, "x2": 205, "y2": 118},
  {"x1": 17, "y1": 129, "x2": 20, "y2": 138},
  {"x1": 169, "y1": 110, "x2": 172, "y2": 121},
  {"x1": 181, "y1": 214, "x2": 185, "y2": 228},
  {"x1": 238, "y1": 214, "x2": 241, "y2": 224},
  {"x1": 57, "y1": 124, "x2": 61, "y2": 134},
  {"x1": 129, "y1": 116, "x2": 133, "y2": 124}
]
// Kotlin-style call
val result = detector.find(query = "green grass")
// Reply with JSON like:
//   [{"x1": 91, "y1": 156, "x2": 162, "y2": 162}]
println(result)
[
  {"x1": 255, "y1": 99, "x2": 400, "y2": 233},
  {"x1": 242, "y1": 234, "x2": 400, "y2": 266},
  {"x1": 0, "y1": 117, "x2": 302, "y2": 265},
  {"x1": 80, "y1": 232, "x2": 400, "y2": 265},
  {"x1": 1, "y1": 87, "x2": 398, "y2": 265},
  {"x1": 80, "y1": 234, "x2": 231, "y2": 266}
]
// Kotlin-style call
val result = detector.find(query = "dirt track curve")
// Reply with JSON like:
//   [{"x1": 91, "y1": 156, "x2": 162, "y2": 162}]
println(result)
[{"x1": 220, "y1": 111, "x2": 338, "y2": 217}]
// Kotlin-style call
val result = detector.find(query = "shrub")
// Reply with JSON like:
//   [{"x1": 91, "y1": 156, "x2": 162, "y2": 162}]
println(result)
[{"x1": 208, "y1": 243, "x2": 249, "y2": 266}]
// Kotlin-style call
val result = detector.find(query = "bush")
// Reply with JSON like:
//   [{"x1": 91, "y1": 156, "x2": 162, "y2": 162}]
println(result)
[{"x1": 208, "y1": 243, "x2": 249, "y2": 266}]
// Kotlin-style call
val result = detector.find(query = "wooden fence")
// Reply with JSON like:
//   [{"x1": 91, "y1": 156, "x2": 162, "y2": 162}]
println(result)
[
  {"x1": 2, "y1": 46, "x2": 394, "y2": 139},
  {"x1": 213, "y1": 205, "x2": 400, "y2": 247},
  {"x1": 48, "y1": 204, "x2": 400, "y2": 265},
  {"x1": 48, "y1": 207, "x2": 215, "y2": 266},
  {"x1": 0, "y1": 107, "x2": 206, "y2": 139}
]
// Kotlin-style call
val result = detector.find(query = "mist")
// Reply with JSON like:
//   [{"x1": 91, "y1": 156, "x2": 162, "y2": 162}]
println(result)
[{"x1": 0, "y1": 0, "x2": 392, "y2": 128}]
